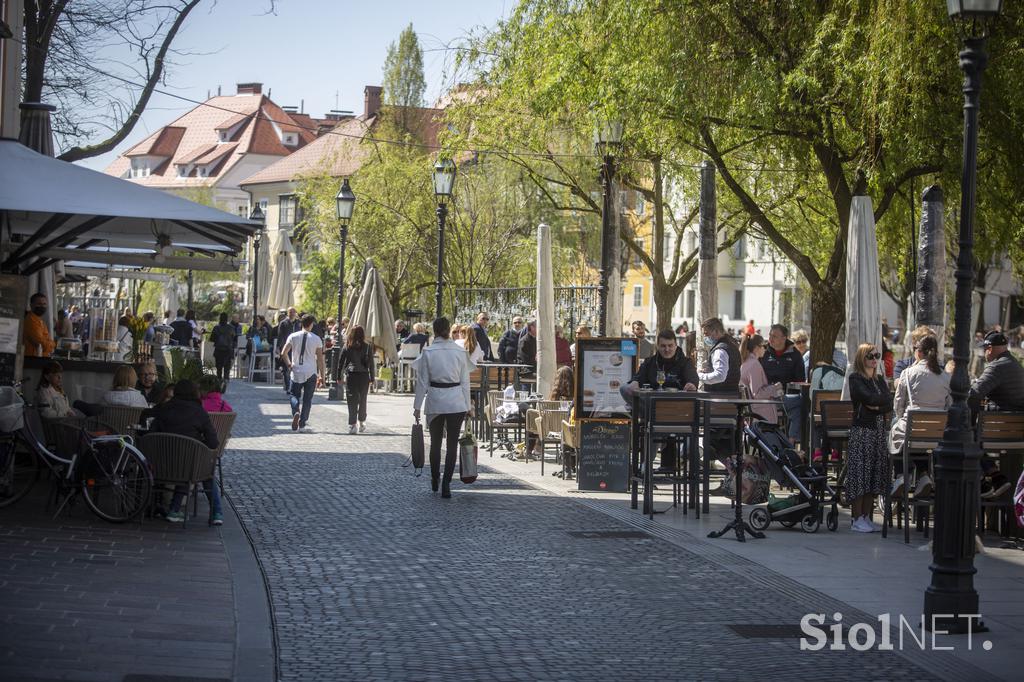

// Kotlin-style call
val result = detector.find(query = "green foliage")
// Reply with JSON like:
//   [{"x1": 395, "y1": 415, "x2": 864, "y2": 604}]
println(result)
[
  {"x1": 383, "y1": 22, "x2": 427, "y2": 130},
  {"x1": 298, "y1": 246, "x2": 341, "y2": 321},
  {"x1": 163, "y1": 347, "x2": 207, "y2": 385}
]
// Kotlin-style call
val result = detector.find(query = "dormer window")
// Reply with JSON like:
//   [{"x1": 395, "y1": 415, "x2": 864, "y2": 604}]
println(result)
[
  {"x1": 283, "y1": 132, "x2": 297, "y2": 147},
  {"x1": 130, "y1": 158, "x2": 150, "y2": 178}
]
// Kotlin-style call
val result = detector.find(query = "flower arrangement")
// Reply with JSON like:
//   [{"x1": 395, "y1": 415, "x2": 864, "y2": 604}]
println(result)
[{"x1": 126, "y1": 315, "x2": 151, "y2": 361}]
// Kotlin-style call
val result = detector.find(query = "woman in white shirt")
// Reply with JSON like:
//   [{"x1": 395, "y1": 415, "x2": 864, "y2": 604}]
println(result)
[
  {"x1": 103, "y1": 365, "x2": 149, "y2": 407},
  {"x1": 116, "y1": 315, "x2": 133, "y2": 360},
  {"x1": 37, "y1": 361, "x2": 84, "y2": 419},
  {"x1": 413, "y1": 317, "x2": 472, "y2": 498},
  {"x1": 454, "y1": 323, "x2": 483, "y2": 367}
]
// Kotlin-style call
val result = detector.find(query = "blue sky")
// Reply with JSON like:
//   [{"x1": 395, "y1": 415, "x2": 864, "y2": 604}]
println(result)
[{"x1": 77, "y1": 0, "x2": 511, "y2": 170}]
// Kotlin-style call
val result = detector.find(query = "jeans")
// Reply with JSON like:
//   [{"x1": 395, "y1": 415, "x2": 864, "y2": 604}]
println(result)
[
  {"x1": 782, "y1": 394, "x2": 803, "y2": 444},
  {"x1": 289, "y1": 374, "x2": 317, "y2": 426},
  {"x1": 169, "y1": 479, "x2": 221, "y2": 516},
  {"x1": 429, "y1": 412, "x2": 466, "y2": 485},
  {"x1": 345, "y1": 372, "x2": 370, "y2": 425},
  {"x1": 282, "y1": 364, "x2": 291, "y2": 392}
]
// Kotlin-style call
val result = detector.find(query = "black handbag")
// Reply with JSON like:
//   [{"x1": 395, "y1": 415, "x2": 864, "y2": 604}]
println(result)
[{"x1": 411, "y1": 417, "x2": 425, "y2": 471}]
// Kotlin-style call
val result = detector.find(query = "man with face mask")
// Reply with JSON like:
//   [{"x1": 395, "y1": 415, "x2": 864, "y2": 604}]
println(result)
[{"x1": 23, "y1": 293, "x2": 55, "y2": 358}]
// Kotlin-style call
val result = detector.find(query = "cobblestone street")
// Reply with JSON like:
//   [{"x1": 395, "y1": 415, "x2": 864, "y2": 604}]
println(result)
[{"x1": 224, "y1": 383, "x2": 957, "y2": 681}]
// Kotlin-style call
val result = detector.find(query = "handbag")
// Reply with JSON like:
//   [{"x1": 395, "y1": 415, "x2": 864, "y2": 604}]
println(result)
[
  {"x1": 459, "y1": 431, "x2": 478, "y2": 484},
  {"x1": 411, "y1": 417, "x2": 425, "y2": 472}
]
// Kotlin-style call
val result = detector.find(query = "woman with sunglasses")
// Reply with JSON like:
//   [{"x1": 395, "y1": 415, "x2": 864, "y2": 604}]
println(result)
[{"x1": 847, "y1": 343, "x2": 894, "y2": 533}]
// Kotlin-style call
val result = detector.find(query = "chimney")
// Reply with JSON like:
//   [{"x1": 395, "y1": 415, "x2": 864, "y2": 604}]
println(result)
[
  {"x1": 237, "y1": 82, "x2": 263, "y2": 96},
  {"x1": 364, "y1": 86, "x2": 382, "y2": 118}
]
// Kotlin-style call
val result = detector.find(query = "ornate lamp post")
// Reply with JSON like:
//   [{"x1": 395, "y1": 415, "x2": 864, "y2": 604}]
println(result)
[
  {"x1": 594, "y1": 116, "x2": 622, "y2": 336},
  {"x1": 924, "y1": 0, "x2": 1003, "y2": 634},
  {"x1": 249, "y1": 204, "x2": 265, "y2": 324},
  {"x1": 432, "y1": 158, "x2": 456, "y2": 320},
  {"x1": 329, "y1": 178, "x2": 356, "y2": 401}
]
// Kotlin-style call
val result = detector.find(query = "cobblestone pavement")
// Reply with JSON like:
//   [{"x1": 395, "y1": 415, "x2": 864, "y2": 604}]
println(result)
[{"x1": 225, "y1": 384, "x2": 950, "y2": 681}]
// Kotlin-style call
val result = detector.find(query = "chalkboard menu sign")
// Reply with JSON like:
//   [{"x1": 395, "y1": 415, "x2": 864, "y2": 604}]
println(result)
[
  {"x1": 0, "y1": 275, "x2": 28, "y2": 386},
  {"x1": 577, "y1": 420, "x2": 631, "y2": 492}
]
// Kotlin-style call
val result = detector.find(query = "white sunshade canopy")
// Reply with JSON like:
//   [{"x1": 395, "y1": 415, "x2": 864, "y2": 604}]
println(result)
[{"x1": 0, "y1": 138, "x2": 259, "y2": 274}]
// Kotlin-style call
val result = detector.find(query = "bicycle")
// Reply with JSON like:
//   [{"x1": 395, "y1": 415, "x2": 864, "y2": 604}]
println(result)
[{"x1": 0, "y1": 406, "x2": 153, "y2": 523}]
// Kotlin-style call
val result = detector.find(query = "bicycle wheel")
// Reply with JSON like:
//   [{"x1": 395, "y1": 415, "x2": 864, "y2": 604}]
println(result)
[
  {"x1": 0, "y1": 435, "x2": 40, "y2": 508},
  {"x1": 80, "y1": 439, "x2": 152, "y2": 522}
]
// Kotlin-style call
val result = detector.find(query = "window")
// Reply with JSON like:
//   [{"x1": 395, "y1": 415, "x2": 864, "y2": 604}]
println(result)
[
  {"x1": 635, "y1": 193, "x2": 646, "y2": 216},
  {"x1": 733, "y1": 236, "x2": 746, "y2": 260},
  {"x1": 734, "y1": 290, "x2": 744, "y2": 320},
  {"x1": 283, "y1": 133, "x2": 298, "y2": 147},
  {"x1": 633, "y1": 285, "x2": 643, "y2": 308},
  {"x1": 633, "y1": 238, "x2": 644, "y2": 267},
  {"x1": 279, "y1": 195, "x2": 298, "y2": 227},
  {"x1": 685, "y1": 289, "x2": 695, "y2": 318}
]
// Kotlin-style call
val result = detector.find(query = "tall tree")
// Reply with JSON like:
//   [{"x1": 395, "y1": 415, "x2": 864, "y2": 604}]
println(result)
[
  {"x1": 382, "y1": 22, "x2": 426, "y2": 133},
  {"x1": 22, "y1": 0, "x2": 202, "y2": 162}
]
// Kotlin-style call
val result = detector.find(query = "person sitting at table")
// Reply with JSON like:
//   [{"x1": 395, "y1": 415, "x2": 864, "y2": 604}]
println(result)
[
  {"x1": 739, "y1": 334, "x2": 780, "y2": 423},
  {"x1": 570, "y1": 325, "x2": 591, "y2": 362},
  {"x1": 149, "y1": 379, "x2": 221, "y2": 525},
  {"x1": 526, "y1": 365, "x2": 575, "y2": 458},
  {"x1": 135, "y1": 360, "x2": 166, "y2": 404},
  {"x1": 517, "y1": 320, "x2": 538, "y2": 373},
  {"x1": 498, "y1": 316, "x2": 525, "y2": 363},
  {"x1": 622, "y1": 329, "x2": 699, "y2": 474},
  {"x1": 199, "y1": 374, "x2": 233, "y2": 413},
  {"x1": 554, "y1": 325, "x2": 573, "y2": 368},
  {"x1": 404, "y1": 323, "x2": 430, "y2": 350},
  {"x1": 103, "y1": 366, "x2": 149, "y2": 408},
  {"x1": 36, "y1": 361, "x2": 84, "y2": 419},
  {"x1": 455, "y1": 323, "x2": 483, "y2": 367}
]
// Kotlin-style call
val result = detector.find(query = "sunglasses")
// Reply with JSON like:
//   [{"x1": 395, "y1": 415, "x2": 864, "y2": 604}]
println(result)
[{"x1": 866, "y1": 352, "x2": 881, "y2": 360}]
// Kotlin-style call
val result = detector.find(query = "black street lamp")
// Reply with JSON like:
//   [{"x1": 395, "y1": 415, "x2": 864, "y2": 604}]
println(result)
[
  {"x1": 924, "y1": 0, "x2": 1003, "y2": 634},
  {"x1": 330, "y1": 178, "x2": 356, "y2": 401},
  {"x1": 432, "y1": 158, "x2": 456, "y2": 320},
  {"x1": 594, "y1": 116, "x2": 622, "y2": 337},
  {"x1": 249, "y1": 204, "x2": 265, "y2": 324}
]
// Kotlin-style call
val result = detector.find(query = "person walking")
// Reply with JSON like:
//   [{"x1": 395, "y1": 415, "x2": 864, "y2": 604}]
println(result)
[
  {"x1": 280, "y1": 314, "x2": 326, "y2": 432},
  {"x1": 739, "y1": 333, "x2": 780, "y2": 423},
  {"x1": 847, "y1": 343, "x2": 893, "y2": 533},
  {"x1": 211, "y1": 313, "x2": 237, "y2": 383},
  {"x1": 412, "y1": 317, "x2": 472, "y2": 499},
  {"x1": 338, "y1": 324, "x2": 375, "y2": 434},
  {"x1": 276, "y1": 307, "x2": 301, "y2": 393}
]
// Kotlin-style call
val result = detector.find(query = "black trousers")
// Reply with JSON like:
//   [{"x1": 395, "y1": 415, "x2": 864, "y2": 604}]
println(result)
[
  {"x1": 345, "y1": 372, "x2": 370, "y2": 425},
  {"x1": 429, "y1": 412, "x2": 466, "y2": 485},
  {"x1": 214, "y1": 348, "x2": 233, "y2": 382}
]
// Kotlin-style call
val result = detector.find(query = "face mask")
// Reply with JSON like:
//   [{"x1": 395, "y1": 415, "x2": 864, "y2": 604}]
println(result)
[
  {"x1": 32, "y1": 306, "x2": 47, "y2": 317},
  {"x1": 703, "y1": 335, "x2": 714, "y2": 347}
]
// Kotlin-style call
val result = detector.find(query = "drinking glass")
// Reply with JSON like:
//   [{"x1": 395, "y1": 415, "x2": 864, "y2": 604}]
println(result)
[{"x1": 656, "y1": 369, "x2": 666, "y2": 390}]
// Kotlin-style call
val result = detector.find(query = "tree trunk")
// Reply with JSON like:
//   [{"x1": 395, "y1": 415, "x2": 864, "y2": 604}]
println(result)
[
  {"x1": 809, "y1": 281, "x2": 845, "y2": 367},
  {"x1": 653, "y1": 283, "x2": 677, "y2": 333}
]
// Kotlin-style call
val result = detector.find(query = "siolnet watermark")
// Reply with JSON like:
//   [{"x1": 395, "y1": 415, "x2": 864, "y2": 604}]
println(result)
[{"x1": 800, "y1": 612, "x2": 993, "y2": 652}]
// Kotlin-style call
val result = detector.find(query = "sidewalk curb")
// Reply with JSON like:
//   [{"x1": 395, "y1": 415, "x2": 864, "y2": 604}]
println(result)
[{"x1": 222, "y1": 491, "x2": 277, "y2": 682}]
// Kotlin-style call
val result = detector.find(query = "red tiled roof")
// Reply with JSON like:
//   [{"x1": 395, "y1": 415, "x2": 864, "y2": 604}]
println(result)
[
  {"x1": 192, "y1": 143, "x2": 237, "y2": 166},
  {"x1": 125, "y1": 126, "x2": 185, "y2": 157},
  {"x1": 214, "y1": 112, "x2": 248, "y2": 131}
]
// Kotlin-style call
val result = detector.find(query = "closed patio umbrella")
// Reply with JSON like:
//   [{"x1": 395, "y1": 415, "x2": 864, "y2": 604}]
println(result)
[
  {"x1": 841, "y1": 194, "x2": 882, "y2": 399},
  {"x1": 350, "y1": 265, "x2": 398, "y2": 366},
  {"x1": 267, "y1": 231, "x2": 295, "y2": 311},
  {"x1": 255, "y1": 234, "x2": 272, "y2": 317},
  {"x1": 159, "y1": 279, "x2": 180, "y2": 317},
  {"x1": 536, "y1": 223, "x2": 556, "y2": 397}
]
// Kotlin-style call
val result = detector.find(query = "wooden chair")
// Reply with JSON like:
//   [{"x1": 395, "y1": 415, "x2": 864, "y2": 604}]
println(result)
[
  {"x1": 885, "y1": 409, "x2": 946, "y2": 542},
  {"x1": 485, "y1": 390, "x2": 522, "y2": 457},
  {"x1": 978, "y1": 411, "x2": 1024, "y2": 537},
  {"x1": 561, "y1": 418, "x2": 579, "y2": 479},
  {"x1": 700, "y1": 397, "x2": 740, "y2": 513},
  {"x1": 526, "y1": 401, "x2": 566, "y2": 474},
  {"x1": 809, "y1": 389, "x2": 842, "y2": 455},
  {"x1": 820, "y1": 400, "x2": 854, "y2": 501},
  {"x1": 207, "y1": 411, "x2": 237, "y2": 488},
  {"x1": 648, "y1": 396, "x2": 700, "y2": 514},
  {"x1": 137, "y1": 432, "x2": 217, "y2": 528}
]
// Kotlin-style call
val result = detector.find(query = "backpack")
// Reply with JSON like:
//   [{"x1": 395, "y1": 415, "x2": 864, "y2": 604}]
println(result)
[{"x1": 214, "y1": 325, "x2": 235, "y2": 350}]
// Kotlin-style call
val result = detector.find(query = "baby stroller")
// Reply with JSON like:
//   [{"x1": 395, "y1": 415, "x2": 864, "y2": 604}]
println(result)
[{"x1": 743, "y1": 420, "x2": 839, "y2": 533}]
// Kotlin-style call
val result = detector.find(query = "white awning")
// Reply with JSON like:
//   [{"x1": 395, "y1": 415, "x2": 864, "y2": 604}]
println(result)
[{"x1": 0, "y1": 137, "x2": 259, "y2": 274}]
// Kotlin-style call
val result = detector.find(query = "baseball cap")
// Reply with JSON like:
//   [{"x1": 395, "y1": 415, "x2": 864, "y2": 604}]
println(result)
[{"x1": 981, "y1": 331, "x2": 1008, "y2": 347}]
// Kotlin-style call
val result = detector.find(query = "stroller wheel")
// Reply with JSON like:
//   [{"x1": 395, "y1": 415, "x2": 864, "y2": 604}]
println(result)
[
  {"x1": 748, "y1": 507, "x2": 770, "y2": 531},
  {"x1": 800, "y1": 513, "x2": 821, "y2": 533},
  {"x1": 826, "y1": 509, "x2": 839, "y2": 532},
  {"x1": 779, "y1": 519, "x2": 797, "y2": 528}
]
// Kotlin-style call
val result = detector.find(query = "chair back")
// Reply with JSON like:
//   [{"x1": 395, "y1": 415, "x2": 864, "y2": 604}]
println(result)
[
  {"x1": 811, "y1": 390, "x2": 842, "y2": 419},
  {"x1": 400, "y1": 343, "x2": 421, "y2": 360},
  {"x1": 820, "y1": 400, "x2": 854, "y2": 439},
  {"x1": 704, "y1": 397, "x2": 739, "y2": 427},
  {"x1": 98, "y1": 405, "x2": 145, "y2": 436},
  {"x1": 486, "y1": 390, "x2": 508, "y2": 424},
  {"x1": 651, "y1": 397, "x2": 698, "y2": 433},
  {"x1": 539, "y1": 409, "x2": 569, "y2": 438},
  {"x1": 978, "y1": 411, "x2": 1024, "y2": 453},
  {"x1": 208, "y1": 411, "x2": 237, "y2": 458},
  {"x1": 905, "y1": 409, "x2": 947, "y2": 454},
  {"x1": 78, "y1": 385, "x2": 107, "y2": 405},
  {"x1": 469, "y1": 368, "x2": 483, "y2": 390},
  {"x1": 236, "y1": 335, "x2": 248, "y2": 350},
  {"x1": 137, "y1": 432, "x2": 214, "y2": 484},
  {"x1": 486, "y1": 365, "x2": 505, "y2": 390}
]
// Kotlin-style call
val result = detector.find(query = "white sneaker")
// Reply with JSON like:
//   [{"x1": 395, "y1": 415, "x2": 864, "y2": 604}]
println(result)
[
  {"x1": 358, "y1": 422, "x2": 366, "y2": 433},
  {"x1": 348, "y1": 425, "x2": 357, "y2": 434},
  {"x1": 866, "y1": 516, "x2": 882, "y2": 532},
  {"x1": 851, "y1": 516, "x2": 874, "y2": 533}
]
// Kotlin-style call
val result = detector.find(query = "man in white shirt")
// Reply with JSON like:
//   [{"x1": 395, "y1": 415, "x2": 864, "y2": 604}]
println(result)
[{"x1": 280, "y1": 314, "x2": 326, "y2": 431}]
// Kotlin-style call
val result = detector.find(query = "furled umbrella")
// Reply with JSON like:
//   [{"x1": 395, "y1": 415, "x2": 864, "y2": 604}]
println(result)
[
  {"x1": 255, "y1": 231, "x2": 272, "y2": 318},
  {"x1": 536, "y1": 223, "x2": 556, "y2": 397},
  {"x1": 267, "y1": 230, "x2": 295, "y2": 311},
  {"x1": 841, "y1": 194, "x2": 883, "y2": 399},
  {"x1": 349, "y1": 265, "x2": 398, "y2": 366},
  {"x1": 159, "y1": 278, "x2": 180, "y2": 317}
]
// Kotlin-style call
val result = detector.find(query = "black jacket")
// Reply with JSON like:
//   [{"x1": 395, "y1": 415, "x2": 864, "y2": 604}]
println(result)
[
  {"x1": 169, "y1": 319, "x2": 192, "y2": 346},
  {"x1": 276, "y1": 318, "x2": 301, "y2": 352},
  {"x1": 136, "y1": 381, "x2": 165, "y2": 405},
  {"x1": 404, "y1": 332, "x2": 429, "y2": 349},
  {"x1": 517, "y1": 332, "x2": 537, "y2": 369},
  {"x1": 211, "y1": 323, "x2": 236, "y2": 351},
  {"x1": 498, "y1": 329, "x2": 520, "y2": 363},
  {"x1": 149, "y1": 398, "x2": 219, "y2": 449},
  {"x1": 472, "y1": 323, "x2": 494, "y2": 361},
  {"x1": 848, "y1": 373, "x2": 893, "y2": 429},
  {"x1": 631, "y1": 348, "x2": 699, "y2": 390},
  {"x1": 761, "y1": 341, "x2": 806, "y2": 387},
  {"x1": 969, "y1": 350, "x2": 1024, "y2": 412},
  {"x1": 338, "y1": 343, "x2": 375, "y2": 376}
]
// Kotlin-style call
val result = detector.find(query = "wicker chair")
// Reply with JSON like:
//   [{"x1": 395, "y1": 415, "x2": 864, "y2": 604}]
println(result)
[
  {"x1": 207, "y1": 411, "x2": 237, "y2": 488},
  {"x1": 97, "y1": 405, "x2": 145, "y2": 437},
  {"x1": 485, "y1": 390, "x2": 523, "y2": 457},
  {"x1": 137, "y1": 433, "x2": 217, "y2": 528}
]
